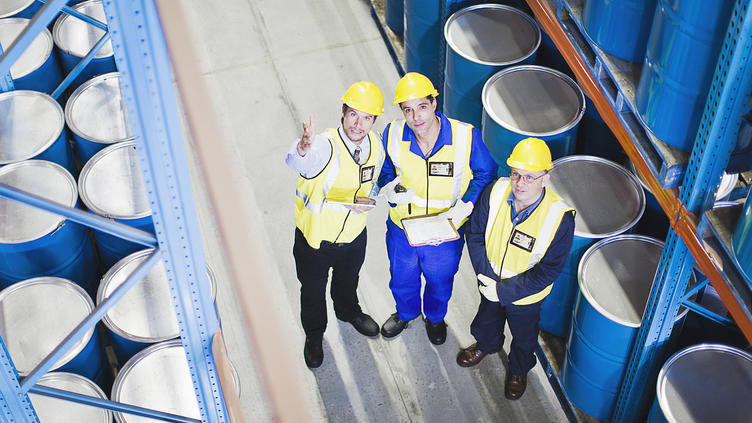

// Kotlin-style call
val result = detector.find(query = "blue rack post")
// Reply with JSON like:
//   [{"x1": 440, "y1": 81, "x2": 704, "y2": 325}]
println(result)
[{"x1": 612, "y1": 1, "x2": 752, "y2": 421}]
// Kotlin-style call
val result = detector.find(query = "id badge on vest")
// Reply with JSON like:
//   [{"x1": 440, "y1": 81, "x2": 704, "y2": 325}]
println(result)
[
  {"x1": 510, "y1": 229, "x2": 536, "y2": 252},
  {"x1": 428, "y1": 161, "x2": 453, "y2": 177},
  {"x1": 361, "y1": 165, "x2": 375, "y2": 183}
]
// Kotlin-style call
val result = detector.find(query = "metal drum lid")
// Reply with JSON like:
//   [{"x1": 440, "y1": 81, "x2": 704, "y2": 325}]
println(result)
[
  {"x1": 0, "y1": 277, "x2": 95, "y2": 374},
  {"x1": 98, "y1": 249, "x2": 177, "y2": 343},
  {"x1": 0, "y1": 18, "x2": 53, "y2": 79},
  {"x1": 29, "y1": 372, "x2": 111, "y2": 422},
  {"x1": 53, "y1": 0, "x2": 113, "y2": 58},
  {"x1": 0, "y1": 160, "x2": 76, "y2": 244},
  {"x1": 656, "y1": 344, "x2": 752, "y2": 422},
  {"x1": 112, "y1": 339, "x2": 201, "y2": 423},
  {"x1": 66, "y1": 72, "x2": 133, "y2": 145},
  {"x1": 549, "y1": 156, "x2": 645, "y2": 238},
  {"x1": 0, "y1": 0, "x2": 34, "y2": 18},
  {"x1": 444, "y1": 4, "x2": 540, "y2": 65},
  {"x1": 482, "y1": 65, "x2": 585, "y2": 135},
  {"x1": 629, "y1": 161, "x2": 738, "y2": 202},
  {"x1": 0, "y1": 90, "x2": 64, "y2": 165},
  {"x1": 578, "y1": 235, "x2": 664, "y2": 327},
  {"x1": 78, "y1": 140, "x2": 152, "y2": 219}
]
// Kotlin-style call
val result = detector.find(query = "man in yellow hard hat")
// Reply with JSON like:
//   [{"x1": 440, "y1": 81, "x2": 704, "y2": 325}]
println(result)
[
  {"x1": 377, "y1": 72, "x2": 497, "y2": 345},
  {"x1": 456, "y1": 137, "x2": 575, "y2": 400},
  {"x1": 285, "y1": 81, "x2": 385, "y2": 368}
]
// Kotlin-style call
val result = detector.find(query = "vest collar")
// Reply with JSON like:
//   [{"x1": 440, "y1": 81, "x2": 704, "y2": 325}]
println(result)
[
  {"x1": 401, "y1": 112, "x2": 453, "y2": 157},
  {"x1": 507, "y1": 188, "x2": 546, "y2": 225}
]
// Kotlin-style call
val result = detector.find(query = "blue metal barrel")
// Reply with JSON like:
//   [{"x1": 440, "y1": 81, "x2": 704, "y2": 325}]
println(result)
[
  {"x1": 66, "y1": 72, "x2": 133, "y2": 164},
  {"x1": 78, "y1": 141, "x2": 155, "y2": 270},
  {"x1": 647, "y1": 344, "x2": 752, "y2": 423},
  {"x1": 0, "y1": 277, "x2": 104, "y2": 385},
  {"x1": 385, "y1": 0, "x2": 403, "y2": 36},
  {"x1": 29, "y1": 372, "x2": 112, "y2": 422},
  {"x1": 733, "y1": 189, "x2": 752, "y2": 284},
  {"x1": 52, "y1": 0, "x2": 116, "y2": 90},
  {"x1": 443, "y1": 4, "x2": 540, "y2": 128},
  {"x1": 581, "y1": 0, "x2": 657, "y2": 62},
  {"x1": 0, "y1": 0, "x2": 38, "y2": 19},
  {"x1": 112, "y1": 340, "x2": 203, "y2": 422},
  {"x1": 562, "y1": 235, "x2": 687, "y2": 421},
  {"x1": 575, "y1": 96, "x2": 624, "y2": 164},
  {"x1": 0, "y1": 90, "x2": 74, "y2": 172},
  {"x1": 635, "y1": 0, "x2": 734, "y2": 151},
  {"x1": 539, "y1": 156, "x2": 645, "y2": 336},
  {"x1": 404, "y1": 0, "x2": 442, "y2": 92},
  {"x1": 99, "y1": 249, "x2": 218, "y2": 364},
  {"x1": 0, "y1": 18, "x2": 62, "y2": 93},
  {"x1": 534, "y1": 28, "x2": 573, "y2": 77},
  {"x1": 481, "y1": 65, "x2": 585, "y2": 176},
  {"x1": 0, "y1": 160, "x2": 100, "y2": 296}
]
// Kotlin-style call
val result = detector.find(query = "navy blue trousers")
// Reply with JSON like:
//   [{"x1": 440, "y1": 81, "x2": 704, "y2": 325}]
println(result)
[
  {"x1": 470, "y1": 296, "x2": 542, "y2": 376},
  {"x1": 293, "y1": 228, "x2": 365, "y2": 340}
]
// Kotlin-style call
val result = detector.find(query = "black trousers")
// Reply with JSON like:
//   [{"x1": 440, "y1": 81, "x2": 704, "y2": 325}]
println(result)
[
  {"x1": 470, "y1": 296, "x2": 542, "y2": 376},
  {"x1": 293, "y1": 228, "x2": 367, "y2": 340}
]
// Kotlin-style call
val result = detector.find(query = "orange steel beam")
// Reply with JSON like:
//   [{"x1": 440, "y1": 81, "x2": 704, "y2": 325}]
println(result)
[{"x1": 527, "y1": 0, "x2": 752, "y2": 345}]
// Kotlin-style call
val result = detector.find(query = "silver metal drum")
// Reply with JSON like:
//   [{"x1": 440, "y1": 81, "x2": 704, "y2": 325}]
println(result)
[
  {"x1": 538, "y1": 155, "x2": 645, "y2": 336},
  {"x1": 78, "y1": 141, "x2": 155, "y2": 269},
  {"x1": 0, "y1": 0, "x2": 37, "y2": 18},
  {"x1": 66, "y1": 72, "x2": 133, "y2": 164},
  {"x1": 0, "y1": 277, "x2": 103, "y2": 382},
  {"x1": 647, "y1": 344, "x2": 752, "y2": 423},
  {"x1": 0, "y1": 18, "x2": 61, "y2": 93},
  {"x1": 0, "y1": 90, "x2": 73, "y2": 171},
  {"x1": 111, "y1": 339, "x2": 201, "y2": 423},
  {"x1": 29, "y1": 372, "x2": 112, "y2": 422}
]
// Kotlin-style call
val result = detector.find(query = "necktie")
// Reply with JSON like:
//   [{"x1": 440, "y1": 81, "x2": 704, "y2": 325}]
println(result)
[{"x1": 353, "y1": 146, "x2": 361, "y2": 164}]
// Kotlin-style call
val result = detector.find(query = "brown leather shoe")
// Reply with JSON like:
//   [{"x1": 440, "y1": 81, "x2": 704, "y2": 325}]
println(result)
[
  {"x1": 505, "y1": 374, "x2": 527, "y2": 400},
  {"x1": 456, "y1": 343, "x2": 489, "y2": 367}
]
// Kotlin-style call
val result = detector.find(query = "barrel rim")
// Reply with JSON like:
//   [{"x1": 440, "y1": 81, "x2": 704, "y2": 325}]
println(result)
[
  {"x1": 628, "y1": 160, "x2": 738, "y2": 202},
  {"x1": 0, "y1": 276, "x2": 96, "y2": 374},
  {"x1": 578, "y1": 235, "x2": 670, "y2": 327},
  {"x1": 0, "y1": 159, "x2": 77, "y2": 244},
  {"x1": 78, "y1": 140, "x2": 153, "y2": 219},
  {"x1": 33, "y1": 371, "x2": 112, "y2": 422},
  {"x1": 0, "y1": 90, "x2": 65, "y2": 165},
  {"x1": 444, "y1": 4, "x2": 541, "y2": 67},
  {"x1": 111, "y1": 339, "x2": 189, "y2": 423},
  {"x1": 65, "y1": 72, "x2": 136, "y2": 145},
  {"x1": 52, "y1": 0, "x2": 113, "y2": 59},
  {"x1": 552, "y1": 155, "x2": 646, "y2": 238},
  {"x1": 0, "y1": 0, "x2": 35, "y2": 18},
  {"x1": 97, "y1": 248, "x2": 180, "y2": 344},
  {"x1": 481, "y1": 64, "x2": 586, "y2": 136},
  {"x1": 655, "y1": 343, "x2": 752, "y2": 423},
  {"x1": 0, "y1": 17, "x2": 54, "y2": 78}
]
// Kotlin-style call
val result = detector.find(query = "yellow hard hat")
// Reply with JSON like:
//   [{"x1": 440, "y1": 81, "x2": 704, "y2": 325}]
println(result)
[
  {"x1": 341, "y1": 81, "x2": 384, "y2": 116},
  {"x1": 393, "y1": 72, "x2": 439, "y2": 104},
  {"x1": 507, "y1": 137, "x2": 554, "y2": 172}
]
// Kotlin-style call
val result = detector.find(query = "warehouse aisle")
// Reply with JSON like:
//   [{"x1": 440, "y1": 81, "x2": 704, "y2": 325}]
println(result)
[{"x1": 181, "y1": 0, "x2": 567, "y2": 421}]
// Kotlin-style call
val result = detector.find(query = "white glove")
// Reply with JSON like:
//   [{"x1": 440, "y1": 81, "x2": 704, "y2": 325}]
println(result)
[
  {"x1": 439, "y1": 200, "x2": 474, "y2": 224},
  {"x1": 381, "y1": 178, "x2": 415, "y2": 205},
  {"x1": 477, "y1": 274, "x2": 499, "y2": 302}
]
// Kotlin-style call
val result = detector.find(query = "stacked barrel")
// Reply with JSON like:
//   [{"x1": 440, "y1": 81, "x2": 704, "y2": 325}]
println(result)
[{"x1": 0, "y1": 2, "x2": 229, "y2": 420}]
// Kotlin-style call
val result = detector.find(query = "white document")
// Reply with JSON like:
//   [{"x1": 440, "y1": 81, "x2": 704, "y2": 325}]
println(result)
[{"x1": 401, "y1": 214, "x2": 459, "y2": 246}]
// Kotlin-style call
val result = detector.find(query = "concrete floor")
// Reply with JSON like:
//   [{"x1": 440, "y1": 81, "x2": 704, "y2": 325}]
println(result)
[{"x1": 180, "y1": 0, "x2": 567, "y2": 421}]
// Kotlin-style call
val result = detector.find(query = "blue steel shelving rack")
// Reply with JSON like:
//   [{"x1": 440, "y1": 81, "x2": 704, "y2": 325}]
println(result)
[
  {"x1": 527, "y1": 0, "x2": 752, "y2": 422},
  {"x1": 0, "y1": 0, "x2": 229, "y2": 421}
]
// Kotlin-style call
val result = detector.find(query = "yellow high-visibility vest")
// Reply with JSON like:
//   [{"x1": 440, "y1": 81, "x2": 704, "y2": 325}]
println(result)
[
  {"x1": 385, "y1": 118, "x2": 473, "y2": 228},
  {"x1": 295, "y1": 128, "x2": 384, "y2": 248},
  {"x1": 485, "y1": 179, "x2": 574, "y2": 305}
]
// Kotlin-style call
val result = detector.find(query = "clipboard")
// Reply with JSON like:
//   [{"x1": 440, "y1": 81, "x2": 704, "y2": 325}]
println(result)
[
  {"x1": 326, "y1": 200, "x2": 376, "y2": 211},
  {"x1": 401, "y1": 213, "x2": 460, "y2": 247}
]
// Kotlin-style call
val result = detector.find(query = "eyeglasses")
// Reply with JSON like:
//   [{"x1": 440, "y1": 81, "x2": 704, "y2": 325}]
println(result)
[{"x1": 510, "y1": 170, "x2": 548, "y2": 184}]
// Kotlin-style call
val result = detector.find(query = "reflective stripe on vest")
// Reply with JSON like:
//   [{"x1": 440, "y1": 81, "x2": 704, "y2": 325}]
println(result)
[
  {"x1": 385, "y1": 118, "x2": 472, "y2": 227},
  {"x1": 294, "y1": 128, "x2": 384, "y2": 248},
  {"x1": 485, "y1": 179, "x2": 573, "y2": 305}
]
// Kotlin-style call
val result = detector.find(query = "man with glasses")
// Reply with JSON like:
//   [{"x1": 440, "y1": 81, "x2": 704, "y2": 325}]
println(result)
[{"x1": 456, "y1": 137, "x2": 575, "y2": 400}]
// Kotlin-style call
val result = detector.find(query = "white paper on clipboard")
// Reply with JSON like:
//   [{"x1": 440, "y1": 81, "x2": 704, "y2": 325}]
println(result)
[
  {"x1": 326, "y1": 200, "x2": 376, "y2": 211},
  {"x1": 401, "y1": 214, "x2": 459, "y2": 246}
]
